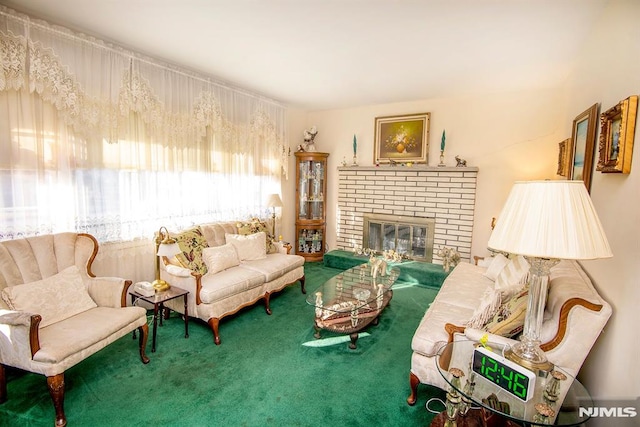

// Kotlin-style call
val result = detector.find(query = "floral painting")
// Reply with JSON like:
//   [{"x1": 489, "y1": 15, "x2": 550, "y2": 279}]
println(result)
[{"x1": 374, "y1": 113, "x2": 430, "y2": 164}]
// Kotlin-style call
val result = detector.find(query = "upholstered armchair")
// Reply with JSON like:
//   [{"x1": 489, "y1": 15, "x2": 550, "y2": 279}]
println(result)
[{"x1": 0, "y1": 233, "x2": 150, "y2": 427}]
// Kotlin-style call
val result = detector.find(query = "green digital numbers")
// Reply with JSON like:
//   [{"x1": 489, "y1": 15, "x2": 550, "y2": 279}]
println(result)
[
  {"x1": 472, "y1": 347, "x2": 534, "y2": 402},
  {"x1": 500, "y1": 366, "x2": 514, "y2": 389},
  {"x1": 512, "y1": 372, "x2": 528, "y2": 399}
]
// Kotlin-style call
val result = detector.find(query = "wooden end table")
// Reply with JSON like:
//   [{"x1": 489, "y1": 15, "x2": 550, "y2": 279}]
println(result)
[{"x1": 129, "y1": 286, "x2": 189, "y2": 353}]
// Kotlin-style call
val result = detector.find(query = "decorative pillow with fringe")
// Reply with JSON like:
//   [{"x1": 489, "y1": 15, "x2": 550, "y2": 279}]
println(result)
[
  {"x1": 466, "y1": 287, "x2": 502, "y2": 329},
  {"x1": 484, "y1": 288, "x2": 529, "y2": 338}
]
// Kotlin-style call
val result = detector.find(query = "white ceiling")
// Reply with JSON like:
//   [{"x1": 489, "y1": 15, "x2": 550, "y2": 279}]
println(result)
[{"x1": 1, "y1": 0, "x2": 608, "y2": 110}]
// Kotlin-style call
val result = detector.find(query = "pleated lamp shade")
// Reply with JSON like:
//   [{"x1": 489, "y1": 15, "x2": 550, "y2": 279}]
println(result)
[
  {"x1": 487, "y1": 180, "x2": 612, "y2": 260},
  {"x1": 266, "y1": 194, "x2": 284, "y2": 208}
]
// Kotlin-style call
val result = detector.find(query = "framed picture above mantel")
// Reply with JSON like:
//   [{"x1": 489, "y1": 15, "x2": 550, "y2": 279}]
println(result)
[
  {"x1": 596, "y1": 95, "x2": 638, "y2": 174},
  {"x1": 373, "y1": 113, "x2": 430, "y2": 164}
]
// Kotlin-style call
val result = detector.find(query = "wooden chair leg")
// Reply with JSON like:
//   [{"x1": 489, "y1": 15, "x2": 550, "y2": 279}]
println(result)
[
  {"x1": 138, "y1": 323, "x2": 150, "y2": 364},
  {"x1": 299, "y1": 275, "x2": 306, "y2": 294},
  {"x1": 264, "y1": 292, "x2": 273, "y2": 315},
  {"x1": 407, "y1": 371, "x2": 420, "y2": 406},
  {"x1": 208, "y1": 318, "x2": 221, "y2": 345},
  {"x1": 47, "y1": 373, "x2": 66, "y2": 427},
  {"x1": 0, "y1": 364, "x2": 6, "y2": 404}
]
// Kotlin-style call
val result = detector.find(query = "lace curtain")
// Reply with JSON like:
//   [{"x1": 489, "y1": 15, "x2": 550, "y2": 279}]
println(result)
[{"x1": 0, "y1": 7, "x2": 289, "y2": 282}]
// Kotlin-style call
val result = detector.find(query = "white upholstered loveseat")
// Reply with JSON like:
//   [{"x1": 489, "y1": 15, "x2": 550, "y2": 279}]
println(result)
[
  {"x1": 160, "y1": 221, "x2": 306, "y2": 345},
  {"x1": 0, "y1": 233, "x2": 149, "y2": 427},
  {"x1": 407, "y1": 257, "x2": 612, "y2": 405}
]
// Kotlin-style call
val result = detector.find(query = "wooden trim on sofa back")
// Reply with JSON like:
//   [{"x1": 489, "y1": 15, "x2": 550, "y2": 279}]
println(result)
[
  {"x1": 78, "y1": 233, "x2": 99, "y2": 278},
  {"x1": 444, "y1": 298, "x2": 603, "y2": 354},
  {"x1": 540, "y1": 297, "x2": 603, "y2": 351}
]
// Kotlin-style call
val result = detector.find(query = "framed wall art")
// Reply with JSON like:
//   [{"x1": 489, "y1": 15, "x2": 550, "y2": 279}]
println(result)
[
  {"x1": 557, "y1": 138, "x2": 571, "y2": 177},
  {"x1": 569, "y1": 103, "x2": 599, "y2": 192},
  {"x1": 373, "y1": 112, "x2": 430, "y2": 164},
  {"x1": 596, "y1": 95, "x2": 638, "y2": 174}
]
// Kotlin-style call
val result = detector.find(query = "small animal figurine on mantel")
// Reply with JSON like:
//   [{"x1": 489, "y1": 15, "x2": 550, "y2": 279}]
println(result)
[{"x1": 455, "y1": 155, "x2": 467, "y2": 167}]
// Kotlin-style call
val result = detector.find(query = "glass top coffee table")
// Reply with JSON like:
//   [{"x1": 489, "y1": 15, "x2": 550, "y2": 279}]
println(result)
[
  {"x1": 433, "y1": 339, "x2": 593, "y2": 426},
  {"x1": 306, "y1": 262, "x2": 400, "y2": 349}
]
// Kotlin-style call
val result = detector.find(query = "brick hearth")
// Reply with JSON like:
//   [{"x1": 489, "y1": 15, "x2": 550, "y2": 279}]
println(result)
[{"x1": 336, "y1": 166, "x2": 478, "y2": 263}]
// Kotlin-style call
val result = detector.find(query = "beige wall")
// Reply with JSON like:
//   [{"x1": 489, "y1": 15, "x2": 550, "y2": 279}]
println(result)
[
  {"x1": 287, "y1": 88, "x2": 564, "y2": 258},
  {"x1": 291, "y1": 90, "x2": 562, "y2": 255},
  {"x1": 284, "y1": 0, "x2": 638, "y2": 402},
  {"x1": 558, "y1": 0, "x2": 640, "y2": 400}
]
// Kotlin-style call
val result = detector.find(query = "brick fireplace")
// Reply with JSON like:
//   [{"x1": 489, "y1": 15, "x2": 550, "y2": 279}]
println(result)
[{"x1": 336, "y1": 166, "x2": 478, "y2": 263}]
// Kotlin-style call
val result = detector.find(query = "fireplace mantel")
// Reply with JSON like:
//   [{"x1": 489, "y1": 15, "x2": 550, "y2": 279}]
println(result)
[
  {"x1": 336, "y1": 166, "x2": 478, "y2": 263},
  {"x1": 337, "y1": 165, "x2": 479, "y2": 173}
]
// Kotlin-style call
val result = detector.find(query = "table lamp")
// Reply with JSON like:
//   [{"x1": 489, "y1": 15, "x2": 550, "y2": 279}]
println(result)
[
  {"x1": 152, "y1": 226, "x2": 182, "y2": 292},
  {"x1": 266, "y1": 193, "x2": 284, "y2": 238},
  {"x1": 487, "y1": 180, "x2": 612, "y2": 371}
]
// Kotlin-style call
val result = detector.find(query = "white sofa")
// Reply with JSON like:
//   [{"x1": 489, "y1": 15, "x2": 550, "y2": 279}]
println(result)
[
  {"x1": 160, "y1": 221, "x2": 305, "y2": 345},
  {"x1": 407, "y1": 258, "x2": 612, "y2": 405},
  {"x1": 0, "y1": 233, "x2": 149, "y2": 427}
]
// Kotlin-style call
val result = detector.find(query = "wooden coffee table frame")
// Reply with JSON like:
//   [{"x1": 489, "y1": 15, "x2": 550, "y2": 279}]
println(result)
[{"x1": 313, "y1": 290, "x2": 393, "y2": 349}]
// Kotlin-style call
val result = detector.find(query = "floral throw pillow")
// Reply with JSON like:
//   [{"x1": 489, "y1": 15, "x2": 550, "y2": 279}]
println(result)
[
  {"x1": 174, "y1": 227, "x2": 209, "y2": 275},
  {"x1": 236, "y1": 218, "x2": 277, "y2": 254},
  {"x1": 482, "y1": 288, "x2": 529, "y2": 338}
]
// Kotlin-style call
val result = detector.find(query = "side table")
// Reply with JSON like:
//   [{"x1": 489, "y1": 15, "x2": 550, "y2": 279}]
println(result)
[
  {"x1": 129, "y1": 286, "x2": 189, "y2": 353},
  {"x1": 433, "y1": 339, "x2": 593, "y2": 426}
]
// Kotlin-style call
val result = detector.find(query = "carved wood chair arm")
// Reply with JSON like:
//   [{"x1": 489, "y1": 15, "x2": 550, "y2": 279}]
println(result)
[{"x1": 29, "y1": 315, "x2": 42, "y2": 358}]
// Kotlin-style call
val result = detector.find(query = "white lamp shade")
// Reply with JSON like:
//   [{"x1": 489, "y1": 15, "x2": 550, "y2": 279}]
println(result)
[
  {"x1": 157, "y1": 242, "x2": 181, "y2": 257},
  {"x1": 266, "y1": 193, "x2": 283, "y2": 208},
  {"x1": 487, "y1": 180, "x2": 612, "y2": 260}
]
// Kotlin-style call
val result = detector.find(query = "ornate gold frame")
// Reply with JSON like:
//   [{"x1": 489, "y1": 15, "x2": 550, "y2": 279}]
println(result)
[
  {"x1": 557, "y1": 138, "x2": 571, "y2": 177},
  {"x1": 373, "y1": 112, "x2": 430, "y2": 164},
  {"x1": 597, "y1": 95, "x2": 638, "y2": 174},
  {"x1": 569, "y1": 103, "x2": 599, "y2": 192}
]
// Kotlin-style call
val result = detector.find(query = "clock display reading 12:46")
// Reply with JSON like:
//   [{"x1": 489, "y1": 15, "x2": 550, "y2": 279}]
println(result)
[{"x1": 472, "y1": 346, "x2": 536, "y2": 402}]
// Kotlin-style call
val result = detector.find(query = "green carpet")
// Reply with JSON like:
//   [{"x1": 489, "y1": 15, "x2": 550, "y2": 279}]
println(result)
[
  {"x1": 0, "y1": 262, "x2": 445, "y2": 426},
  {"x1": 323, "y1": 250, "x2": 450, "y2": 288}
]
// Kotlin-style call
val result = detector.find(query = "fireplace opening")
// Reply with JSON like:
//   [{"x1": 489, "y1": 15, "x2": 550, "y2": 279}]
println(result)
[{"x1": 362, "y1": 213, "x2": 435, "y2": 262}]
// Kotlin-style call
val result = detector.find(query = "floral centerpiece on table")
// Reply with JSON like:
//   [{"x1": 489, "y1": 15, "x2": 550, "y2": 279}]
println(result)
[
  {"x1": 382, "y1": 249, "x2": 405, "y2": 263},
  {"x1": 437, "y1": 246, "x2": 460, "y2": 272}
]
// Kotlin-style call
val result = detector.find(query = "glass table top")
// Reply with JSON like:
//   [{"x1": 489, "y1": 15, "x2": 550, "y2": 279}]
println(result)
[
  {"x1": 305, "y1": 263, "x2": 400, "y2": 313},
  {"x1": 435, "y1": 339, "x2": 593, "y2": 426}
]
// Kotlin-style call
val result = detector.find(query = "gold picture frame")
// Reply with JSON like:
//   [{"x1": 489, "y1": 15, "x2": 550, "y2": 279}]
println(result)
[
  {"x1": 569, "y1": 103, "x2": 599, "y2": 192},
  {"x1": 596, "y1": 95, "x2": 638, "y2": 174},
  {"x1": 557, "y1": 138, "x2": 571, "y2": 177},
  {"x1": 373, "y1": 113, "x2": 430, "y2": 164}
]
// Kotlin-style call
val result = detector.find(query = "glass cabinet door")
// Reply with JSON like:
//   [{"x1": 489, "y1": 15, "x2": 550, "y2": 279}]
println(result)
[{"x1": 298, "y1": 159, "x2": 325, "y2": 221}]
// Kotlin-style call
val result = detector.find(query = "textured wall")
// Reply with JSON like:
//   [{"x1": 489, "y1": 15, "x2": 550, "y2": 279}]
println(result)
[{"x1": 336, "y1": 166, "x2": 478, "y2": 263}]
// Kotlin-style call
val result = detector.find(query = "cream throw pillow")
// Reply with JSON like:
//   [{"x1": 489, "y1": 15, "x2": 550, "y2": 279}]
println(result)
[
  {"x1": 225, "y1": 232, "x2": 267, "y2": 261},
  {"x1": 202, "y1": 243, "x2": 241, "y2": 274},
  {"x1": 482, "y1": 253, "x2": 509, "y2": 281},
  {"x1": 1, "y1": 265, "x2": 97, "y2": 328},
  {"x1": 494, "y1": 255, "x2": 530, "y2": 300}
]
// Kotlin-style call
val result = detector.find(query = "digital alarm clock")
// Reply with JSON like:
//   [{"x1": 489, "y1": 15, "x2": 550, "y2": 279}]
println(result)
[{"x1": 472, "y1": 346, "x2": 536, "y2": 402}]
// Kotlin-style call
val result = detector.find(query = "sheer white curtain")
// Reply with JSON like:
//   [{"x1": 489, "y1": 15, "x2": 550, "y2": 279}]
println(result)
[{"x1": 0, "y1": 7, "x2": 289, "y2": 282}]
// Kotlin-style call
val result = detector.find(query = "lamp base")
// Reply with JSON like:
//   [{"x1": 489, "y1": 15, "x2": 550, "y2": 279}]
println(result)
[
  {"x1": 505, "y1": 345, "x2": 554, "y2": 374},
  {"x1": 152, "y1": 279, "x2": 171, "y2": 293}
]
